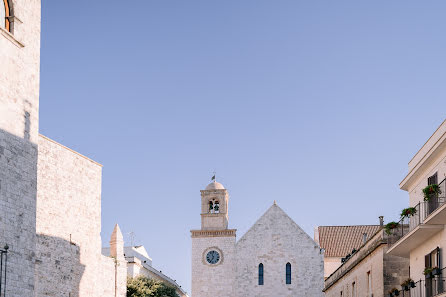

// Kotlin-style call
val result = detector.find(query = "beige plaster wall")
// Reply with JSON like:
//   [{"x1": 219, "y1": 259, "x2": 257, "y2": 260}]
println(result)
[
  {"x1": 324, "y1": 257, "x2": 342, "y2": 279},
  {"x1": 410, "y1": 229, "x2": 445, "y2": 282},
  {"x1": 402, "y1": 125, "x2": 446, "y2": 283}
]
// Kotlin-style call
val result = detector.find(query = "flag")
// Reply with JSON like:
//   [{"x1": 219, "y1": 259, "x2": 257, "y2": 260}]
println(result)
[{"x1": 211, "y1": 175, "x2": 216, "y2": 181}]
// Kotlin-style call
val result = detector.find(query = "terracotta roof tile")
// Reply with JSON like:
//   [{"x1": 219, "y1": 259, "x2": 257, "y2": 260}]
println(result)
[{"x1": 317, "y1": 225, "x2": 381, "y2": 257}]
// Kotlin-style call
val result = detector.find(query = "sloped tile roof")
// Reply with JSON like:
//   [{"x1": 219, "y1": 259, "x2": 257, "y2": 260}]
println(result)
[{"x1": 318, "y1": 225, "x2": 381, "y2": 257}]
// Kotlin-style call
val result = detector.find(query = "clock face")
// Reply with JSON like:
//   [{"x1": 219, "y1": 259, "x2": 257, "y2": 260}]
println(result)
[{"x1": 206, "y1": 250, "x2": 220, "y2": 264}]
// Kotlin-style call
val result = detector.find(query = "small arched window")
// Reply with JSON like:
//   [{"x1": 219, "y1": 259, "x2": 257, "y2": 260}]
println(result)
[
  {"x1": 286, "y1": 262, "x2": 291, "y2": 284},
  {"x1": 258, "y1": 263, "x2": 264, "y2": 285},
  {"x1": 214, "y1": 201, "x2": 220, "y2": 213},
  {"x1": 208, "y1": 199, "x2": 220, "y2": 213},
  {"x1": 1, "y1": 0, "x2": 11, "y2": 32}
]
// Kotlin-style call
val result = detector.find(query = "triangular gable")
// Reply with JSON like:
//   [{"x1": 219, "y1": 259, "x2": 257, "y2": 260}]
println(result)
[{"x1": 236, "y1": 203, "x2": 319, "y2": 247}]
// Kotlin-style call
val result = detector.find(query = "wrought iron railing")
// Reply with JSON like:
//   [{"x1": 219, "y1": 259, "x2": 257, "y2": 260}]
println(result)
[
  {"x1": 0, "y1": 245, "x2": 7, "y2": 297},
  {"x1": 387, "y1": 179, "x2": 446, "y2": 248},
  {"x1": 387, "y1": 268, "x2": 446, "y2": 297}
]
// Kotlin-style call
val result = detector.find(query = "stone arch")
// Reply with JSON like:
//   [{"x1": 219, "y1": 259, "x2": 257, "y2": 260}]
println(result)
[{"x1": 208, "y1": 198, "x2": 220, "y2": 213}]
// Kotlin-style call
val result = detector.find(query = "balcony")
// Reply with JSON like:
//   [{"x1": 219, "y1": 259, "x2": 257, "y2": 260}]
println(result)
[
  {"x1": 387, "y1": 179, "x2": 446, "y2": 257},
  {"x1": 386, "y1": 268, "x2": 446, "y2": 297}
]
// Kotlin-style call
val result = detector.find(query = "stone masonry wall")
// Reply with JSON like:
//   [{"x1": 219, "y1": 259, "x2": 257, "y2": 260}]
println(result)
[
  {"x1": 324, "y1": 232, "x2": 409, "y2": 297},
  {"x1": 235, "y1": 204, "x2": 324, "y2": 297},
  {"x1": 0, "y1": 0, "x2": 41, "y2": 296},
  {"x1": 36, "y1": 135, "x2": 126, "y2": 297},
  {"x1": 324, "y1": 247, "x2": 385, "y2": 297},
  {"x1": 191, "y1": 235, "x2": 236, "y2": 297}
]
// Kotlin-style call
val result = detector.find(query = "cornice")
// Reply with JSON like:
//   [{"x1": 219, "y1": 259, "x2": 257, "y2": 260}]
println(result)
[{"x1": 190, "y1": 229, "x2": 236, "y2": 238}]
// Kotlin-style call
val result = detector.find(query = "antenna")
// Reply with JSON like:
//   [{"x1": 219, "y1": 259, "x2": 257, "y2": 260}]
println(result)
[{"x1": 127, "y1": 231, "x2": 135, "y2": 246}]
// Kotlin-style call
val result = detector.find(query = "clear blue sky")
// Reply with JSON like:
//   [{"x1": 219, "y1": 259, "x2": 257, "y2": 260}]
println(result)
[{"x1": 40, "y1": 1, "x2": 446, "y2": 294}]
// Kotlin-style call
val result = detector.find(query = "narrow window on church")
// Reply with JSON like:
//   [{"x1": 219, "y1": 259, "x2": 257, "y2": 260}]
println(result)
[
  {"x1": 258, "y1": 263, "x2": 264, "y2": 285},
  {"x1": 286, "y1": 262, "x2": 291, "y2": 284},
  {"x1": 209, "y1": 201, "x2": 214, "y2": 213},
  {"x1": 1, "y1": 0, "x2": 11, "y2": 32}
]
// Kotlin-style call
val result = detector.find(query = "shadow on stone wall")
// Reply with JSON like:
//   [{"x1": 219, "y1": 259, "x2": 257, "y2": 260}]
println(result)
[
  {"x1": 0, "y1": 124, "x2": 86, "y2": 296},
  {"x1": 0, "y1": 126, "x2": 38, "y2": 296},
  {"x1": 34, "y1": 234, "x2": 85, "y2": 297}
]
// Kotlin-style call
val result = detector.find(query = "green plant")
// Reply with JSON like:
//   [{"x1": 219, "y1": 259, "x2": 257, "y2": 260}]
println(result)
[
  {"x1": 401, "y1": 278, "x2": 414, "y2": 287},
  {"x1": 127, "y1": 276, "x2": 180, "y2": 297},
  {"x1": 385, "y1": 222, "x2": 399, "y2": 235},
  {"x1": 423, "y1": 184, "x2": 441, "y2": 201},
  {"x1": 423, "y1": 267, "x2": 433, "y2": 275},
  {"x1": 400, "y1": 207, "x2": 417, "y2": 218}
]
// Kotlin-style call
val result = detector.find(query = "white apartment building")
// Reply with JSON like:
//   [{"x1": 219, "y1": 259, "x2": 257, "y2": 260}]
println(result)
[{"x1": 387, "y1": 120, "x2": 446, "y2": 297}]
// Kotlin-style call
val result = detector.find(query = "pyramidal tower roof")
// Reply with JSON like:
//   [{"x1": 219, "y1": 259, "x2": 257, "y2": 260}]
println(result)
[{"x1": 110, "y1": 224, "x2": 124, "y2": 243}]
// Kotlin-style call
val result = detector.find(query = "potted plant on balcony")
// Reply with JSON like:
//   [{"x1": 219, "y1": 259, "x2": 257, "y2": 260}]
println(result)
[
  {"x1": 432, "y1": 266, "x2": 442, "y2": 276},
  {"x1": 401, "y1": 278, "x2": 414, "y2": 291},
  {"x1": 423, "y1": 184, "x2": 441, "y2": 201},
  {"x1": 400, "y1": 207, "x2": 417, "y2": 218},
  {"x1": 424, "y1": 267, "x2": 433, "y2": 279},
  {"x1": 385, "y1": 221, "x2": 400, "y2": 235}
]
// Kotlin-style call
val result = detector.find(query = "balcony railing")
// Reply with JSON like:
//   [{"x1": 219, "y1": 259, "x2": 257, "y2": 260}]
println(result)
[
  {"x1": 387, "y1": 268, "x2": 446, "y2": 297},
  {"x1": 387, "y1": 178, "x2": 446, "y2": 248}
]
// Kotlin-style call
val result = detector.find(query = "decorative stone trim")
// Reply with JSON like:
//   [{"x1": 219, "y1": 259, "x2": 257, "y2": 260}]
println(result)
[
  {"x1": 202, "y1": 246, "x2": 224, "y2": 266},
  {"x1": 191, "y1": 229, "x2": 236, "y2": 238}
]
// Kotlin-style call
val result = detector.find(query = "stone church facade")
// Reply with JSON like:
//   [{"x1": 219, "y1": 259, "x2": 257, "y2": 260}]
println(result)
[
  {"x1": 0, "y1": 1, "x2": 127, "y2": 296},
  {"x1": 191, "y1": 181, "x2": 324, "y2": 297}
]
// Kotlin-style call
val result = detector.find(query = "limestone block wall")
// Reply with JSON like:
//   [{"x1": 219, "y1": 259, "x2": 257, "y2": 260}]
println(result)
[
  {"x1": 0, "y1": 0, "x2": 41, "y2": 296},
  {"x1": 235, "y1": 204, "x2": 324, "y2": 297},
  {"x1": 324, "y1": 238, "x2": 409, "y2": 297},
  {"x1": 36, "y1": 135, "x2": 126, "y2": 297},
  {"x1": 324, "y1": 248, "x2": 385, "y2": 297},
  {"x1": 191, "y1": 235, "x2": 236, "y2": 297},
  {"x1": 382, "y1": 246, "x2": 410, "y2": 294}
]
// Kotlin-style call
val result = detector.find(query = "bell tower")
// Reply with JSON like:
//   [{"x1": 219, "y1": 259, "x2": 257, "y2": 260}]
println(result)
[
  {"x1": 191, "y1": 180, "x2": 237, "y2": 297},
  {"x1": 200, "y1": 181, "x2": 229, "y2": 230}
]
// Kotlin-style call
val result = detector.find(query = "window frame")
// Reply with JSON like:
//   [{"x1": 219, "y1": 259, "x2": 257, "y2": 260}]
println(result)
[
  {"x1": 2, "y1": 0, "x2": 10, "y2": 32},
  {"x1": 286, "y1": 262, "x2": 291, "y2": 284},
  {"x1": 258, "y1": 263, "x2": 264, "y2": 286}
]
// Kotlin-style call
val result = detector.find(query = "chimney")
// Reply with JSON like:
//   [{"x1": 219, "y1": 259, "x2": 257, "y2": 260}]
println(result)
[
  {"x1": 363, "y1": 233, "x2": 368, "y2": 244},
  {"x1": 379, "y1": 216, "x2": 384, "y2": 227}
]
